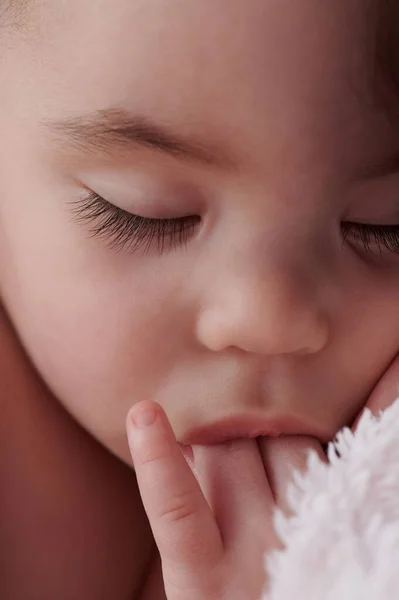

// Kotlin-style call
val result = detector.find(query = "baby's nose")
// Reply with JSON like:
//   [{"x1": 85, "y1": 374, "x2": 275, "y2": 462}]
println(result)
[{"x1": 196, "y1": 261, "x2": 330, "y2": 357}]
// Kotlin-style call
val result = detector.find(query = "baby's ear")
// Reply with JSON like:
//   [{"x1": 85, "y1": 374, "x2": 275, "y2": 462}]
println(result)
[{"x1": 352, "y1": 354, "x2": 399, "y2": 432}]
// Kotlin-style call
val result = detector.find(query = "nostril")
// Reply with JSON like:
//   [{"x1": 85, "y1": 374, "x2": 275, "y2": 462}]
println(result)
[{"x1": 196, "y1": 298, "x2": 330, "y2": 357}]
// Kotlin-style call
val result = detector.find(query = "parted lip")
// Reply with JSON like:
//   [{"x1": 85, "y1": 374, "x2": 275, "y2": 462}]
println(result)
[{"x1": 181, "y1": 413, "x2": 331, "y2": 445}]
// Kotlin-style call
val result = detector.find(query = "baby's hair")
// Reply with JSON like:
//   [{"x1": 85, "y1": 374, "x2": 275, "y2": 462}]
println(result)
[
  {"x1": 1, "y1": 1, "x2": 22, "y2": 25},
  {"x1": 374, "y1": 0, "x2": 399, "y2": 111},
  {"x1": 0, "y1": 0, "x2": 33, "y2": 33}
]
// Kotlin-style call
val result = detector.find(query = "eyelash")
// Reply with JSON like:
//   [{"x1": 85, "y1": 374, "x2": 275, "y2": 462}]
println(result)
[
  {"x1": 341, "y1": 222, "x2": 399, "y2": 257},
  {"x1": 70, "y1": 193, "x2": 399, "y2": 259},
  {"x1": 69, "y1": 193, "x2": 201, "y2": 255}
]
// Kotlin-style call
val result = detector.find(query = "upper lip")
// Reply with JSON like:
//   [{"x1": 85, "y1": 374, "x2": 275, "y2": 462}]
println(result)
[{"x1": 181, "y1": 413, "x2": 331, "y2": 445}]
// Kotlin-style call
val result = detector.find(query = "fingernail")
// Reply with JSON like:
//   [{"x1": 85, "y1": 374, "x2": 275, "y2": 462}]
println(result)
[
  {"x1": 179, "y1": 444, "x2": 194, "y2": 462},
  {"x1": 130, "y1": 404, "x2": 158, "y2": 428}
]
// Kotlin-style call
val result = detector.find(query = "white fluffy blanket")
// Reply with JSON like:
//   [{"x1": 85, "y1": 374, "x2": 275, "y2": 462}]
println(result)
[{"x1": 262, "y1": 398, "x2": 399, "y2": 600}]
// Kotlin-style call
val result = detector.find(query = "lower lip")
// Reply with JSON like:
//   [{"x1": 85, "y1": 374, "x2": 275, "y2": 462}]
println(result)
[{"x1": 181, "y1": 425, "x2": 282, "y2": 446}]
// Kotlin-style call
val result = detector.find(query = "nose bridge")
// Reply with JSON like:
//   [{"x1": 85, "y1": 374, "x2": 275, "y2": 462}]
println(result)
[{"x1": 196, "y1": 244, "x2": 330, "y2": 356}]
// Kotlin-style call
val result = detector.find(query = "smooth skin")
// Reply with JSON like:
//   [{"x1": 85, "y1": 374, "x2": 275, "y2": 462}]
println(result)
[
  {"x1": 127, "y1": 403, "x2": 323, "y2": 599},
  {"x1": 126, "y1": 365, "x2": 399, "y2": 600},
  {"x1": 2, "y1": 0, "x2": 399, "y2": 598}
]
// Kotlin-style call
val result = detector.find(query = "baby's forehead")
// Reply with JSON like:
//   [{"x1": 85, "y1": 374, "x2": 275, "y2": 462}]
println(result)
[
  {"x1": 3, "y1": 0, "x2": 396, "y2": 48},
  {"x1": 4, "y1": 0, "x2": 398, "y2": 75},
  {"x1": 4, "y1": 0, "x2": 399, "y2": 158},
  {"x1": 3, "y1": 0, "x2": 395, "y2": 37}
]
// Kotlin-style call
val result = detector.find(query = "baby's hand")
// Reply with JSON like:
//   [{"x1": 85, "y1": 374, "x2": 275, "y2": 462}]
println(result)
[
  {"x1": 353, "y1": 354, "x2": 399, "y2": 431},
  {"x1": 126, "y1": 401, "x2": 324, "y2": 600}
]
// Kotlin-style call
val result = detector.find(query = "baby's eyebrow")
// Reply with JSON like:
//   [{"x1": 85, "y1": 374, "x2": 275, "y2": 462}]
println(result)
[{"x1": 41, "y1": 107, "x2": 238, "y2": 170}]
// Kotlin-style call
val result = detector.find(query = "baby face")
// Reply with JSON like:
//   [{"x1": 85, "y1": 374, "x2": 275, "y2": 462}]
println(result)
[{"x1": 1, "y1": 0, "x2": 399, "y2": 463}]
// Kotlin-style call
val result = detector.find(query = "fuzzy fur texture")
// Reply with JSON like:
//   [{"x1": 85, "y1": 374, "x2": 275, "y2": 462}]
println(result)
[{"x1": 263, "y1": 397, "x2": 399, "y2": 599}]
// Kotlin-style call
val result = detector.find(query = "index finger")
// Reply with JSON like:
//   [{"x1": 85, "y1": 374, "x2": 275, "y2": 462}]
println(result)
[{"x1": 126, "y1": 401, "x2": 224, "y2": 583}]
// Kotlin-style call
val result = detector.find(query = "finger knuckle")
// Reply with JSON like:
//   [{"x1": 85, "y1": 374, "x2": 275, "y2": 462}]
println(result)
[
  {"x1": 137, "y1": 444, "x2": 174, "y2": 468},
  {"x1": 158, "y1": 489, "x2": 198, "y2": 524},
  {"x1": 165, "y1": 568, "x2": 226, "y2": 599}
]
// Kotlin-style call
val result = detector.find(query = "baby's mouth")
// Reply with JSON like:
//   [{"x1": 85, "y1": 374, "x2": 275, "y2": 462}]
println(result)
[{"x1": 180, "y1": 413, "x2": 330, "y2": 446}]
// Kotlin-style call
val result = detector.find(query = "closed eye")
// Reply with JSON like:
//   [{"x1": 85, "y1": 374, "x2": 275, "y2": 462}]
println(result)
[
  {"x1": 341, "y1": 221, "x2": 399, "y2": 256},
  {"x1": 68, "y1": 192, "x2": 201, "y2": 255}
]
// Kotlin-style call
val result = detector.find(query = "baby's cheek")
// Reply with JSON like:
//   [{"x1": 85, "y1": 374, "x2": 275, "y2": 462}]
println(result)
[
  {"x1": 358, "y1": 355, "x2": 399, "y2": 422},
  {"x1": 29, "y1": 291, "x2": 180, "y2": 461}
]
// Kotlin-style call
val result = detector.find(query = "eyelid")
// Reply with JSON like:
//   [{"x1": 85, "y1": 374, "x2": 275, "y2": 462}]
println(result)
[
  {"x1": 78, "y1": 170, "x2": 205, "y2": 219},
  {"x1": 348, "y1": 173, "x2": 399, "y2": 224}
]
